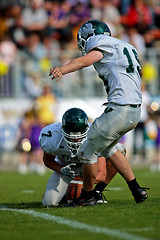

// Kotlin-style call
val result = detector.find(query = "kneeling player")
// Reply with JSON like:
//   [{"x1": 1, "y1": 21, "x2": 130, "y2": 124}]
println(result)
[{"x1": 39, "y1": 108, "x2": 126, "y2": 206}]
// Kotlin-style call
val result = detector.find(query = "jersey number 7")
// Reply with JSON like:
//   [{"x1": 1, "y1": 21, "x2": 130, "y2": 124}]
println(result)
[{"x1": 42, "y1": 131, "x2": 52, "y2": 137}]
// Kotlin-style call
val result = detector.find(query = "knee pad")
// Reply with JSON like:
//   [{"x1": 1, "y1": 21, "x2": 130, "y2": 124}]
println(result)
[
  {"x1": 107, "y1": 143, "x2": 126, "y2": 158},
  {"x1": 116, "y1": 143, "x2": 126, "y2": 156}
]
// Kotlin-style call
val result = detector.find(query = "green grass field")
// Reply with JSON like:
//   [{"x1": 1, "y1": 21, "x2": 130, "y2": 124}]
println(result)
[{"x1": 0, "y1": 168, "x2": 160, "y2": 240}]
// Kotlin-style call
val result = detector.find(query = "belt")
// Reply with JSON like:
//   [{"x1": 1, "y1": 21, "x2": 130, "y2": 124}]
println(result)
[{"x1": 129, "y1": 104, "x2": 141, "y2": 108}]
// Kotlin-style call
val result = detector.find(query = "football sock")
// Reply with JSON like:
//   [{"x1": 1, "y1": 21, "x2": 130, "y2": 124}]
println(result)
[
  {"x1": 81, "y1": 189, "x2": 94, "y2": 200},
  {"x1": 127, "y1": 178, "x2": 140, "y2": 192},
  {"x1": 95, "y1": 182, "x2": 108, "y2": 192}
]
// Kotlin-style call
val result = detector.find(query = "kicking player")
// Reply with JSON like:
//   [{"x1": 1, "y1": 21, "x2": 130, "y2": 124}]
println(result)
[{"x1": 49, "y1": 19, "x2": 148, "y2": 206}]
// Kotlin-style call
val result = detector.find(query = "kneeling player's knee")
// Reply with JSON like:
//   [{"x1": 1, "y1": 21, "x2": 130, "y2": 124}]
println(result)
[{"x1": 42, "y1": 190, "x2": 58, "y2": 206}]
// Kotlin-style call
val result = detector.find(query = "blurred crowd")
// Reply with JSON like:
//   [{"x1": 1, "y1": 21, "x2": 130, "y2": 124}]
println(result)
[
  {"x1": 0, "y1": 0, "x2": 160, "y2": 98},
  {"x1": 16, "y1": 83, "x2": 57, "y2": 175},
  {"x1": 0, "y1": 0, "x2": 160, "y2": 50},
  {"x1": 0, "y1": 0, "x2": 160, "y2": 174}
]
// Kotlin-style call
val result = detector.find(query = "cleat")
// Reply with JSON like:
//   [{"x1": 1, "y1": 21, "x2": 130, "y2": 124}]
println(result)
[
  {"x1": 59, "y1": 195, "x2": 67, "y2": 204},
  {"x1": 132, "y1": 187, "x2": 148, "y2": 203},
  {"x1": 60, "y1": 196, "x2": 96, "y2": 207},
  {"x1": 94, "y1": 190, "x2": 108, "y2": 204}
]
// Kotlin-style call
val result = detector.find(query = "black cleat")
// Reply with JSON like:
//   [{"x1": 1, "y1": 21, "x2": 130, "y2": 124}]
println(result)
[
  {"x1": 60, "y1": 196, "x2": 96, "y2": 207},
  {"x1": 94, "y1": 190, "x2": 108, "y2": 204},
  {"x1": 132, "y1": 188, "x2": 148, "y2": 203},
  {"x1": 59, "y1": 195, "x2": 67, "y2": 204}
]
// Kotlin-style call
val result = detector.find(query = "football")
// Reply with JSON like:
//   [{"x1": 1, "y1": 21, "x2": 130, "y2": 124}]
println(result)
[{"x1": 66, "y1": 176, "x2": 83, "y2": 203}]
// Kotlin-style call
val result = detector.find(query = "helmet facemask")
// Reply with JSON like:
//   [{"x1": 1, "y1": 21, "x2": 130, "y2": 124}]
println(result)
[
  {"x1": 62, "y1": 129, "x2": 88, "y2": 154},
  {"x1": 77, "y1": 36, "x2": 86, "y2": 56},
  {"x1": 77, "y1": 22, "x2": 96, "y2": 55},
  {"x1": 62, "y1": 108, "x2": 89, "y2": 155}
]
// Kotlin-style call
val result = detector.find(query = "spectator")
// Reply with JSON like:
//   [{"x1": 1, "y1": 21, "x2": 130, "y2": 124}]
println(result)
[
  {"x1": 0, "y1": 8, "x2": 9, "y2": 41},
  {"x1": 44, "y1": 0, "x2": 53, "y2": 17},
  {"x1": 47, "y1": 0, "x2": 72, "y2": 43},
  {"x1": 28, "y1": 110, "x2": 45, "y2": 175},
  {"x1": 143, "y1": 28, "x2": 156, "y2": 48},
  {"x1": 21, "y1": 0, "x2": 48, "y2": 37},
  {"x1": 0, "y1": 34, "x2": 17, "y2": 66},
  {"x1": 120, "y1": 27, "x2": 146, "y2": 58},
  {"x1": 34, "y1": 84, "x2": 57, "y2": 127},
  {"x1": 70, "y1": 2, "x2": 90, "y2": 27},
  {"x1": 17, "y1": 108, "x2": 45, "y2": 174},
  {"x1": 121, "y1": 0, "x2": 131, "y2": 15},
  {"x1": 133, "y1": 81, "x2": 151, "y2": 160},
  {"x1": 152, "y1": 0, "x2": 160, "y2": 29},
  {"x1": 26, "y1": 33, "x2": 46, "y2": 60},
  {"x1": 42, "y1": 35, "x2": 61, "y2": 64},
  {"x1": 150, "y1": 110, "x2": 160, "y2": 172},
  {"x1": 126, "y1": 0, "x2": 153, "y2": 34},
  {"x1": 102, "y1": 0, "x2": 121, "y2": 26},
  {"x1": 89, "y1": 0, "x2": 103, "y2": 19},
  {"x1": 17, "y1": 109, "x2": 33, "y2": 174},
  {"x1": 24, "y1": 71, "x2": 42, "y2": 99},
  {"x1": 0, "y1": 34, "x2": 17, "y2": 96},
  {"x1": 144, "y1": 110, "x2": 158, "y2": 164},
  {"x1": 8, "y1": 14, "x2": 28, "y2": 50},
  {"x1": 6, "y1": 4, "x2": 22, "y2": 28}
]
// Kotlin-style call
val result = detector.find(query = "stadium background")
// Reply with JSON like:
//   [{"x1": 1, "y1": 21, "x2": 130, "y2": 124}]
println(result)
[{"x1": 0, "y1": 0, "x2": 160, "y2": 171}]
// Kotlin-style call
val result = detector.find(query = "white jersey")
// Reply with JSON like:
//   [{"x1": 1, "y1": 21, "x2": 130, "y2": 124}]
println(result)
[
  {"x1": 86, "y1": 35, "x2": 142, "y2": 105},
  {"x1": 40, "y1": 122, "x2": 83, "y2": 206},
  {"x1": 40, "y1": 122, "x2": 127, "y2": 206},
  {"x1": 39, "y1": 122, "x2": 83, "y2": 166}
]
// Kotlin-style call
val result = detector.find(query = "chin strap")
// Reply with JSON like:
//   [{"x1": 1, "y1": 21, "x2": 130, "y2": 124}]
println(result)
[{"x1": 71, "y1": 150, "x2": 78, "y2": 157}]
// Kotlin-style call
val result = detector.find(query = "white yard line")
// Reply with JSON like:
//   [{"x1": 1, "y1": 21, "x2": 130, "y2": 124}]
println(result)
[
  {"x1": 107, "y1": 187, "x2": 124, "y2": 191},
  {"x1": 123, "y1": 228, "x2": 153, "y2": 232},
  {"x1": 21, "y1": 190, "x2": 35, "y2": 193},
  {"x1": 0, "y1": 205, "x2": 149, "y2": 240}
]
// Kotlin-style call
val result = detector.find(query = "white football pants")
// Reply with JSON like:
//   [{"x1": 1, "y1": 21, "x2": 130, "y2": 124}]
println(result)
[
  {"x1": 78, "y1": 103, "x2": 141, "y2": 164},
  {"x1": 42, "y1": 172, "x2": 71, "y2": 206}
]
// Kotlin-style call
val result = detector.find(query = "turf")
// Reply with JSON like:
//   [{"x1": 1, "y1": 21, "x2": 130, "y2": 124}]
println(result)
[{"x1": 0, "y1": 168, "x2": 160, "y2": 240}]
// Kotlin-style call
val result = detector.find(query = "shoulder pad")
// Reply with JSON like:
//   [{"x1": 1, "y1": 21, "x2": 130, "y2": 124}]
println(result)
[{"x1": 39, "y1": 123, "x2": 63, "y2": 154}]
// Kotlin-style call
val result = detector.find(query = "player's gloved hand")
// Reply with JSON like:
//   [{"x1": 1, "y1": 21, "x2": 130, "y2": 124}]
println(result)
[{"x1": 60, "y1": 163, "x2": 76, "y2": 178}]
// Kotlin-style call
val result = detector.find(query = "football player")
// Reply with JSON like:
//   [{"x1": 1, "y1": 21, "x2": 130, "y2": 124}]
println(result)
[
  {"x1": 39, "y1": 107, "x2": 125, "y2": 206},
  {"x1": 49, "y1": 19, "x2": 148, "y2": 206}
]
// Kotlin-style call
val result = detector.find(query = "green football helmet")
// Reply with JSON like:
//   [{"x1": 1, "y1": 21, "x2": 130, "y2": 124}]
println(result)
[
  {"x1": 62, "y1": 108, "x2": 89, "y2": 152},
  {"x1": 77, "y1": 19, "x2": 111, "y2": 55}
]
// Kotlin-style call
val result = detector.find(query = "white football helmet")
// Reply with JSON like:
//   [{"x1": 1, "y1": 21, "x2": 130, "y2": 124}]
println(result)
[{"x1": 77, "y1": 19, "x2": 111, "y2": 55}]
